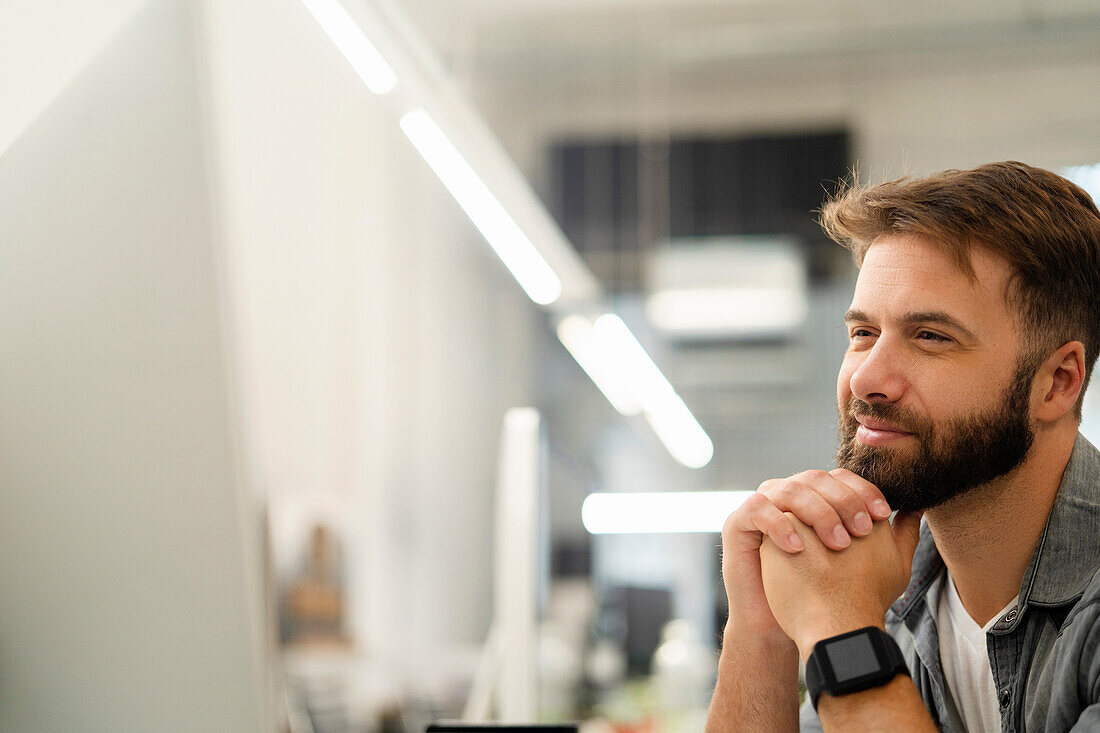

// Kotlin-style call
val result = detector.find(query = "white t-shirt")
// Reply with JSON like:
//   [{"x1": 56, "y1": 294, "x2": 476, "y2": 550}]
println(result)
[{"x1": 930, "y1": 570, "x2": 1019, "y2": 733}]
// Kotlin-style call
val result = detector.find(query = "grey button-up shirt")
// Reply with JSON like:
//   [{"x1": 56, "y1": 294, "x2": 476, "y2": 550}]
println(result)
[{"x1": 800, "y1": 433, "x2": 1100, "y2": 732}]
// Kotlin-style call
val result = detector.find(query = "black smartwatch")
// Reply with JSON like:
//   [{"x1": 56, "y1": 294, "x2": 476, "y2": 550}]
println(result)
[{"x1": 804, "y1": 626, "x2": 909, "y2": 710}]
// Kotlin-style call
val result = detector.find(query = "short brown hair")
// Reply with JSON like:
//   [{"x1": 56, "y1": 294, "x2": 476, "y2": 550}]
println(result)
[{"x1": 819, "y1": 161, "x2": 1100, "y2": 418}]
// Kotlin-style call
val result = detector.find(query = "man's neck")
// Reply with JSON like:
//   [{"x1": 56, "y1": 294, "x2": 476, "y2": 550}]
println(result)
[{"x1": 924, "y1": 425, "x2": 1077, "y2": 627}]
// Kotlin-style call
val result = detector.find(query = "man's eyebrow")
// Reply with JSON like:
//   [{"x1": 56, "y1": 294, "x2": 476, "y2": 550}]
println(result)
[
  {"x1": 903, "y1": 311, "x2": 978, "y2": 341},
  {"x1": 843, "y1": 308, "x2": 870, "y2": 324},
  {"x1": 843, "y1": 308, "x2": 978, "y2": 340}
]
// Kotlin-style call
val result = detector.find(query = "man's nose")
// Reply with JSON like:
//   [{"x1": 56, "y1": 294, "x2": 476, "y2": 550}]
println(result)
[{"x1": 849, "y1": 339, "x2": 907, "y2": 403}]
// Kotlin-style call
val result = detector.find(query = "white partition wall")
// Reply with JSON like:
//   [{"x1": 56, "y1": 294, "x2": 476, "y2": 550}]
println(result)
[
  {"x1": 493, "y1": 408, "x2": 541, "y2": 722},
  {"x1": 0, "y1": 1, "x2": 270, "y2": 730},
  {"x1": 462, "y1": 407, "x2": 544, "y2": 723}
]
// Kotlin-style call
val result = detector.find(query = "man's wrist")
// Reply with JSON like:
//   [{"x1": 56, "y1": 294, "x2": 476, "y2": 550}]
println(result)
[
  {"x1": 710, "y1": 622, "x2": 801, "y2": 733},
  {"x1": 723, "y1": 620, "x2": 796, "y2": 654},
  {"x1": 794, "y1": 614, "x2": 886, "y2": 662}
]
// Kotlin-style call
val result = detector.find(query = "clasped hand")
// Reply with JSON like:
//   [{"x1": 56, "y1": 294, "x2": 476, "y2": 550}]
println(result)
[{"x1": 721, "y1": 469, "x2": 923, "y2": 660}]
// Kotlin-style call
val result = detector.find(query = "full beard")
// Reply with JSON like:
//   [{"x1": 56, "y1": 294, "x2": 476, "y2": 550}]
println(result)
[{"x1": 836, "y1": 363, "x2": 1036, "y2": 513}]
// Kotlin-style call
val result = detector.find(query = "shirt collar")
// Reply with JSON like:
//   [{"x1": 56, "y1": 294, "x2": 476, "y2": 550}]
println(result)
[
  {"x1": 1018, "y1": 432, "x2": 1100, "y2": 607},
  {"x1": 890, "y1": 432, "x2": 1100, "y2": 620}
]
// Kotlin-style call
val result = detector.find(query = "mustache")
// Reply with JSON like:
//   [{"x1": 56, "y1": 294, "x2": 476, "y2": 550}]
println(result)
[{"x1": 843, "y1": 398, "x2": 926, "y2": 435}]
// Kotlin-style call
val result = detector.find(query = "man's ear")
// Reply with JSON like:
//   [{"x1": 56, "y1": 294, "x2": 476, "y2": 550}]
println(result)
[{"x1": 1032, "y1": 341, "x2": 1086, "y2": 423}]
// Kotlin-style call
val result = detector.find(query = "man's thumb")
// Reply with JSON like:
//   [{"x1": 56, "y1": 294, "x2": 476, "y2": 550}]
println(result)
[{"x1": 891, "y1": 510, "x2": 924, "y2": 561}]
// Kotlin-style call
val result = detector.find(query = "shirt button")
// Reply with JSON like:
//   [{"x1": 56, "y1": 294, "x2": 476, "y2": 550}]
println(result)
[
  {"x1": 1005, "y1": 608, "x2": 1018, "y2": 623},
  {"x1": 1000, "y1": 689, "x2": 1011, "y2": 708}
]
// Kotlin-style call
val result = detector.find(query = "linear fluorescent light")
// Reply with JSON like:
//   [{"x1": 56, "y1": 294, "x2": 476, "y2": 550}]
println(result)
[
  {"x1": 400, "y1": 109, "x2": 563, "y2": 305},
  {"x1": 582, "y1": 491, "x2": 753, "y2": 534},
  {"x1": 592, "y1": 314, "x2": 714, "y2": 468},
  {"x1": 300, "y1": 0, "x2": 397, "y2": 94},
  {"x1": 592, "y1": 314, "x2": 676, "y2": 406},
  {"x1": 642, "y1": 392, "x2": 715, "y2": 469},
  {"x1": 556, "y1": 316, "x2": 642, "y2": 416}
]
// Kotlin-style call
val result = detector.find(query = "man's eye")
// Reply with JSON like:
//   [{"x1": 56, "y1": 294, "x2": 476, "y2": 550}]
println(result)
[
  {"x1": 849, "y1": 329, "x2": 874, "y2": 339},
  {"x1": 917, "y1": 330, "x2": 950, "y2": 343}
]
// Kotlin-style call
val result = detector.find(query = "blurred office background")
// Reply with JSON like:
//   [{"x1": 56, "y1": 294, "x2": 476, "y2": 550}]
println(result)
[{"x1": 3, "y1": 0, "x2": 1100, "y2": 731}]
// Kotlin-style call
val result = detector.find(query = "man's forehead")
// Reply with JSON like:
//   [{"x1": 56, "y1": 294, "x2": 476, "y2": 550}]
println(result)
[{"x1": 849, "y1": 235, "x2": 1013, "y2": 327}]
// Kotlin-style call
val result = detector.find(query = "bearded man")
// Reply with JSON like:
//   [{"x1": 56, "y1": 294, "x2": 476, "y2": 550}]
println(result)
[{"x1": 706, "y1": 161, "x2": 1100, "y2": 732}]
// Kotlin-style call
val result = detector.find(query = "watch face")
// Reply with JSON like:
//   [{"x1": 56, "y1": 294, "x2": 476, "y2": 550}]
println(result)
[{"x1": 824, "y1": 633, "x2": 880, "y2": 682}]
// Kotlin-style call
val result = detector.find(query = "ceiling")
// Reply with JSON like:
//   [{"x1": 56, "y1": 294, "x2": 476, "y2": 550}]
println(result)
[{"x1": 398, "y1": 0, "x2": 1100, "y2": 82}]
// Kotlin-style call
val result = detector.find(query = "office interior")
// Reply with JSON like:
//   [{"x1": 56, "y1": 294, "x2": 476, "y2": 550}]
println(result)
[{"x1": 3, "y1": 0, "x2": 1100, "y2": 731}]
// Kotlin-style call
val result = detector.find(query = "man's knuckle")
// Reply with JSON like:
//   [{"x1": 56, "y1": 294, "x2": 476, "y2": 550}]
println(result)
[
  {"x1": 772, "y1": 482, "x2": 799, "y2": 501},
  {"x1": 802, "y1": 469, "x2": 830, "y2": 482},
  {"x1": 726, "y1": 495, "x2": 764, "y2": 534},
  {"x1": 721, "y1": 512, "x2": 739, "y2": 538},
  {"x1": 742, "y1": 492, "x2": 767, "y2": 510}
]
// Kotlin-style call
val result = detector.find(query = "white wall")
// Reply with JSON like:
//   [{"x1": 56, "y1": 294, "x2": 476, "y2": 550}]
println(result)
[
  {"x1": 201, "y1": 0, "x2": 540, "y2": 664},
  {"x1": 0, "y1": 1, "x2": 269, "y2": 729},
  {"x1": 0, "y1": 0, "x2": 149, "y2": 158}
]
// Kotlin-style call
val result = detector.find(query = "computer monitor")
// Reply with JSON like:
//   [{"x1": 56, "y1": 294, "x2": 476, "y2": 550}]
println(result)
[{"x1": 0, "y1": 1, "x2": 270, "y2": 729}]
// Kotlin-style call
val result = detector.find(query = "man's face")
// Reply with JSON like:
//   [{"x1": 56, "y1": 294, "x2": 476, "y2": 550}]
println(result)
[{"x1": 835, "y1": 235, "x2": 1038, "y2": 512}]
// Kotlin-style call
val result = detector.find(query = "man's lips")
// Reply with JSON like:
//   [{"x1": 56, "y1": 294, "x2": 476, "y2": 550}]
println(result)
[{"x1": 854, "y1": 415, "x2": 915, "y2": 446}]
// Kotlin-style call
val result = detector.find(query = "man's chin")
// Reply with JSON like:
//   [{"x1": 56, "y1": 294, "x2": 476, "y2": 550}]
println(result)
[
  {"x1": 852, "y1": 440, "x2": 918, "y2": 456},
  {"x1": 837, "y1": 446, "x2": 927, "y2": 500},
  {"x1": 840, "y1": 440, "x2": 918, "y2": 467}
]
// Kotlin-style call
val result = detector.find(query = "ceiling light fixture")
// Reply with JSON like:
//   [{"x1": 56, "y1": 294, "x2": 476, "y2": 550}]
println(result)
[
  {"x1": 400, "y1": 109, "x2": 563, "y2": 306},
  {"x1": 556, "y1": 316, "x2": 643, "y2": 416},
  {"x1": 582, "y1": 491, "x2": 753, "y2": 534},
  {"x1": 592, "y1": 314, "x2": 713, "y2": 468},
  {"x1": 299, "y1": 0, "x2": 398, "y2": 94}
]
